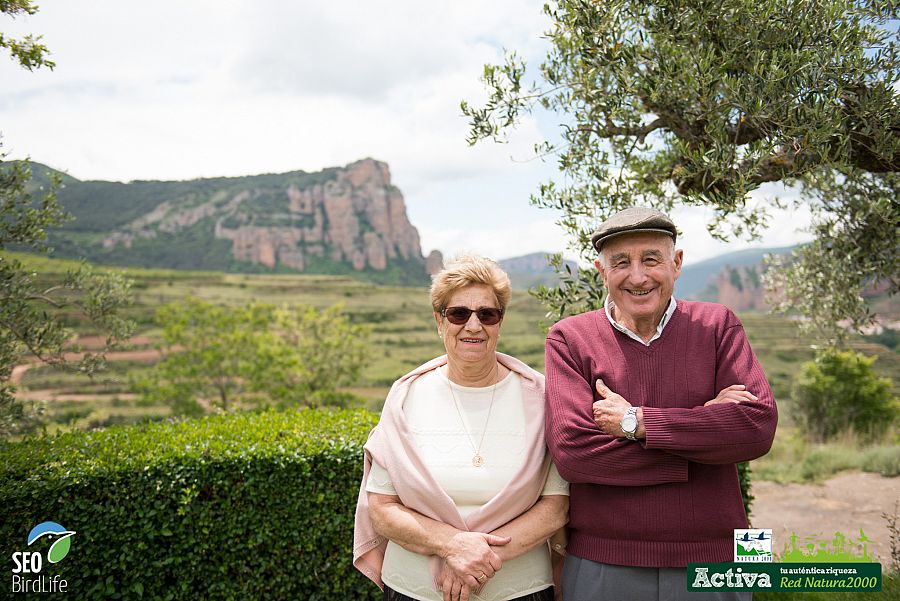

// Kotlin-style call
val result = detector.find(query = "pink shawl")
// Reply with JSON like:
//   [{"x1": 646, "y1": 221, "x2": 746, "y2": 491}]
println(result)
[{"x1": 352, "y1": 352, "x2": 551, "y2": 590}]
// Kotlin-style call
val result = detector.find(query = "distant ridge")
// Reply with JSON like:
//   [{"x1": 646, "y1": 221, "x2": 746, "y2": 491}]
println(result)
[
  {"x1": 497, "y1": 247, "x2": 796, "y2": 305},
  {"x1": 25, "y1": 159, "x2": 430, "y2": 285},
  {"x1": 498, "y1": 252, "x2": 579, "y2": 290},
  {"x1": 676, "y1": 246, "x2": 795, "y2": 300}
]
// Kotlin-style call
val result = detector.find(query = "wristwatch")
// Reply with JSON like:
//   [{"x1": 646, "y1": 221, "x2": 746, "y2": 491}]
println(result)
[{"x1": 620, "y1": 406, "x2": 638, "y2": 440}]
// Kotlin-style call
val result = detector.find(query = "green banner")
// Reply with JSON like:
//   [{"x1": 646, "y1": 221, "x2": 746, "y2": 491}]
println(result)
[{"x1": 687, "y1": 562, "x2": 882, "y2": 592}]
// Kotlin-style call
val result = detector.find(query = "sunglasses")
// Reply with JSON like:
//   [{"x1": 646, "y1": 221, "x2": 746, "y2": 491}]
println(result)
[{"x1": 441, "y1": 306, "x2": 504, "y2": 326}]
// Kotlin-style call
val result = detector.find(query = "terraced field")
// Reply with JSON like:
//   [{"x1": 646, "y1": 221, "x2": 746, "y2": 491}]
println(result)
[{"x1": 9, "y1": 252, "x2": 898, "y2": 432}]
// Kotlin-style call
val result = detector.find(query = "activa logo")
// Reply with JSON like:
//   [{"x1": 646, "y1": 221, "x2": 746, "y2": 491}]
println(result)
[
  {"x1": 10, "y1": 521, "x2": 75, "y2": 593},
  {"x1": 693, "y1": 566, "x2": 772, "y2": 589}
]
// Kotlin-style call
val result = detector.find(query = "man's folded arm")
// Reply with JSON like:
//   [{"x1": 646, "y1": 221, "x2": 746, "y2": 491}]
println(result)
[
  {"x1": 545, "y1": 335, "x2": 689, "y2": 485},
  {"x1": 642, "y1": 323, "x2": 778, "y2": 464}
]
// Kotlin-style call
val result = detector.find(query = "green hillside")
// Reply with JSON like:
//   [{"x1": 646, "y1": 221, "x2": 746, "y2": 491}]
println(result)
[
  {"x1": 28, "y1": 162, "x2": 342, "y2": 232},
  {"x1": 19, "y1": 162, "x2": 429, "y2": 286}
]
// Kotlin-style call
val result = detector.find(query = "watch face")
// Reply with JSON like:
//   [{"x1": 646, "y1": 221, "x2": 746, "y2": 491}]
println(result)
[{"x1": 621, "y1": 414, "x2": 637, "y2": 432}]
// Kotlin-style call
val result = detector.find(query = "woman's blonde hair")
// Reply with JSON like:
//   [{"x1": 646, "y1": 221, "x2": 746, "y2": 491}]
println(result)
[{"x1": 430, "y1": 254, "x2": 511, "y2": 313}]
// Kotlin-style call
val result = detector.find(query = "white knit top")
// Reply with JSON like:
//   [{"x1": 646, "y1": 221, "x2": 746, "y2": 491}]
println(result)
[{"x1": 366, "y1": 368, "x2": 568, "y2": 601}]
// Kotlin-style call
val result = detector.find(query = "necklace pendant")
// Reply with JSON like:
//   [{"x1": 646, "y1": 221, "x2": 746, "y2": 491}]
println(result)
[{"x1": 472, "y1": 454, "x2": 484, "y2": 467}]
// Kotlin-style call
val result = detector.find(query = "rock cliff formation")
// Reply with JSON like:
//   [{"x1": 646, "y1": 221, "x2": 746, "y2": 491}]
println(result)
[
  {"x1": 213, "y1": 159, "x2": 422, "y2": 272},
  {"x1": 90, "y1": 159, "x2": 428, "y2": 282},
  {"x1": 710, "y1": 265, "x2": 769, "y2": 311},
  {"x1": 425, "y1": 250, "x2": 444, "y2": 275}
]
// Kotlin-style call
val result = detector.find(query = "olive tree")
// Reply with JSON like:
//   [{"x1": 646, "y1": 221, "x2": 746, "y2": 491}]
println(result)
[
  {"x1": 1, "y1": 2, "x2": 133, "y2": 438},
  {"x1": 1, "y1": 0, "x2": 54, "y2": 71},
  {"x1": 463, "y1": 0, "x2": 898, "y2": 340}
]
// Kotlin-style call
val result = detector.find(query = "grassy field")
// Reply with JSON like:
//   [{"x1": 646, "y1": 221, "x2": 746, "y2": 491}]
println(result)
[{"x1": 9, "y1": 252, "x2": 899, "y2": 468}]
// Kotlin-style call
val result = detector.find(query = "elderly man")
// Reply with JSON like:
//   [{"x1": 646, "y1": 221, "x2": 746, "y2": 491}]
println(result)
[{"x1": 544, "y1": 207, "x2": 778, "y2": 601}]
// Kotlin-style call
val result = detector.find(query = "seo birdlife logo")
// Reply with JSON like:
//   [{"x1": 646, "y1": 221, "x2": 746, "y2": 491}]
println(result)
[{"x1": 11, "y1": 521, "x2": 75, "y2": 593}]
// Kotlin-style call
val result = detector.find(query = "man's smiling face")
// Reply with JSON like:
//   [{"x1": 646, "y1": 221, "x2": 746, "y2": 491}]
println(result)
[{"x1": 595, "y1": 232, "x2": 682, "y2": 331}]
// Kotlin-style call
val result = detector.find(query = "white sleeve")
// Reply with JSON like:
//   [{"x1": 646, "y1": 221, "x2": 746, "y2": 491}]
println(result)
[
  {"x1": 541, "y1": 461, "x2": 570, "y2": 496},
  {"x1": 364, "y1": 457, "x2": 397, "y2": 495}
]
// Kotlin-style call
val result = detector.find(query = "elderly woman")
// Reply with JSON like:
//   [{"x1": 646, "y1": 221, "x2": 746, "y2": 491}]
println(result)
[{"x1": 354, "y1": 255, "x2": 569, "y2": 601}]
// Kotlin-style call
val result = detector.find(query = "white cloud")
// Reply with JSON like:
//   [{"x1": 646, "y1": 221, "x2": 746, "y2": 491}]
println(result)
[
  {"x1": 0, "y1": 2, "x2": 814, "y2": 264},
  {"x1": 419, "y1": 217, "x2": 570, "y2": 263},
  {"x1": 671, "y1": 187, "x2": 814, "y2": 264},
  {"x1": 1, "y1": 1, "x2": 553, "y2": 180},
  {"x1": 231, "y1": 3, "x2": 509, "y2": 99}
]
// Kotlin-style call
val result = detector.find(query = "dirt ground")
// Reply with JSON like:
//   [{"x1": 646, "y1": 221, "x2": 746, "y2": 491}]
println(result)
[{"x1": 751, "y1": 472, "x2": 900, "y2": 568}]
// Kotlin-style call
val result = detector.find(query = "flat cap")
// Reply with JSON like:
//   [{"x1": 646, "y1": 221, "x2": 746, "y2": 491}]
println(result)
[{"x1": 591, "y1": 207, "x2": 677, "y2": 252}]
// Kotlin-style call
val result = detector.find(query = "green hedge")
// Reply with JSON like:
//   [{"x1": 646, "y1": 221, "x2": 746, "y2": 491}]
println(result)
[
  {"x1": 1, "y1": 408, "x2": 761, "y2": 600},
  {"x1": 0, "y1": 409, "x2": 381, "y2": 600}
]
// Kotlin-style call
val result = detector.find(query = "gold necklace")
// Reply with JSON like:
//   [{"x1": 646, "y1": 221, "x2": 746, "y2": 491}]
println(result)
[{"x1": 446, "y1": 364, "x2": 499, "y2": 467}]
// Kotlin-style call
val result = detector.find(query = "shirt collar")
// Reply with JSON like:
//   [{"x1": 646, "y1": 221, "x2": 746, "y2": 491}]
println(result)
[{"x1": 604, "y1": 296, "x2": 677, "y2": 346}]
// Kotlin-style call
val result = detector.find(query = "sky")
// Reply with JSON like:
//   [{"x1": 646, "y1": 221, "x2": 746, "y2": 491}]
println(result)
[{"x1": 0, "y1": 1, "x2": 814, "y2": 265}]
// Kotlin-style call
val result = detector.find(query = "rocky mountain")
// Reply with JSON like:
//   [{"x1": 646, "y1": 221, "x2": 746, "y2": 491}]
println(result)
[
  {"x1": 700, "y1": 263, "x2": 771, "y2": 311},
  {"x1": 31, "y1": 159, "x2": 431, "y2": 285},
  {"x1": 675, "y1": 247, "x2": 799, "y2": 311},
  {"x1": 498, "y1": 252, "x2": 580, "y2": 290},
  {"x1": 675, "y1": 246, "x2": 795, "y2": 300},
  {"x1": 690, "y1": 251, "x2": 899, "y2": 322},
  {"x1": 425, "y1": 250, "x2": 445, "y2": 276}
]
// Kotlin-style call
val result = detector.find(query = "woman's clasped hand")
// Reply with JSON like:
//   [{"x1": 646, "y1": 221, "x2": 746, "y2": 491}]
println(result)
[{"x1": 439, "y1": 531, "x2": 510, "y2": 600}]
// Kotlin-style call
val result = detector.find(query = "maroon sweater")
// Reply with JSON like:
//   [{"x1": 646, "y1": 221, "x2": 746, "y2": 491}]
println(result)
[{"x1": 545, "y1": 301, "x2": 777, "y2": 567}]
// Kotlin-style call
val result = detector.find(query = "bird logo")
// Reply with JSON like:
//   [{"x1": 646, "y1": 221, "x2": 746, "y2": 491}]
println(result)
[{"x1": 27, "y1": 521, "x2": 76, "y2": 563}]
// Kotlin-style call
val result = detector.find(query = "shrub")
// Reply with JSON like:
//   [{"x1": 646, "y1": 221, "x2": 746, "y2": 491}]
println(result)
[
  {"x1": 752, "y1": 427, "x2": 900, "y2": 483},
  {"x1": 0, "y1": 409, "x2": 380, "y2": 600},
  {"x1": 862, "y1": 445, "x2": 900, "y2": 477},
  {"x1": 799, "y1": 447, "x2": 861, "y2": 482},
  {"x1": 134, "y1": 298, "x2": 370, "y2": 414},
  {"x1": 791, "y1": 349, "x2": 899, "y2": 442}
]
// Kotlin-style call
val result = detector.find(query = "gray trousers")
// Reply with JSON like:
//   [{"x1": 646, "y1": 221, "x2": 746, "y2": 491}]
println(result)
[{"x1": 563, "y1": 555, "x2": 751, "y2": 601}]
